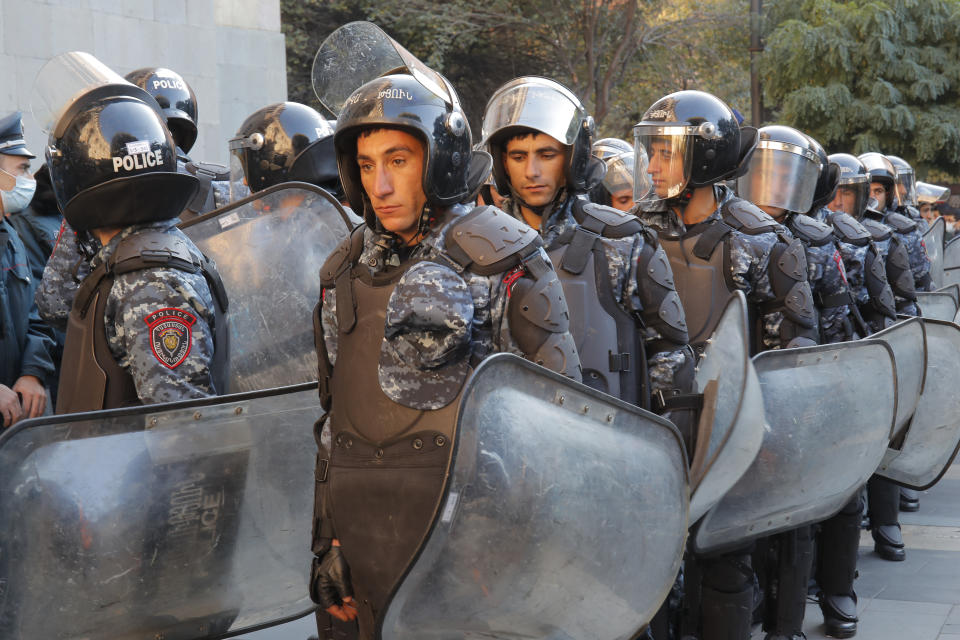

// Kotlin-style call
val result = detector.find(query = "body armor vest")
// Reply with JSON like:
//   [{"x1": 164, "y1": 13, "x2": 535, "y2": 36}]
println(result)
[
  {"x1": 828, "y1": 211, "x2": 897, "y2": 331},
  {"x1": 547, "y1": 201, "x2": 647, "y2": 405},
  {"x1": 56, "y1": 230, "x2": 229, "y2": 413}
]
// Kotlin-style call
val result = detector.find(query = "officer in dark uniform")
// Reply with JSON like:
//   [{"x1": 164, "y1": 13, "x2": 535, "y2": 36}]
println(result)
[
  {"x1": 309, "y1": 63, "x2": 580, "y2": 639},
  {"x1": 125, "y1": 67, "x2": 230, "y2": 218},
  {"x1": 0, "y1": 113, "x2": 55, "y2": 427},
  {"x1": 886, "y1": 155, "x2": 926, "y2": 232},
  {"x1": 812, "y1": 152, "x2": 900, "y2": 639},
  {"x1": 481, "y1": 76, "x2": 692, "y2": 419},
  {"x1": 35, "y1": 53, "x2": 229, "y2": 412},
  {"x1": 632, "y1": 90, "x2": 819, "y2": 640},
  {"x1": 590, "y1": 137, "x2": 642, "y2": 212}
]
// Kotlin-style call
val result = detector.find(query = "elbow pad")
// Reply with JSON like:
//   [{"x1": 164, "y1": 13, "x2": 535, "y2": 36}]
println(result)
[
  {"x1": 766, "y1": 238, "x2": 819, "y2": 347},
  {"x1": 887, "y1": 239, "x2": 917, "y2": 301},
  {"x1": 636, "y1": 238, "x2": 689, "y2": 346}
]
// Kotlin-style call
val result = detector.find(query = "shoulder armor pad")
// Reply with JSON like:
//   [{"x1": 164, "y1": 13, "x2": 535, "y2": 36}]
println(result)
[
  {"x1": 862, "y1": 218, "x2": 892, "y2": 241},
  {"x1": 445, "y1": 205, "x2": 541, "y2": 275},
  {"x1": 884, "y1": 212, "x2": 918, "y2": 233},
  {"x1": 320, "y1": 225, "x2": 365, "y2": 287},
  {"x1": 721, "y1": 197, "x2": 779, "y2": 235},
  {"x1": 578, "y1": 201, "x2": 644, "y2": 238},
  {"x1": 828, "y1": 212, "x2": 871, "y2": 246},
  {"x1": 789, "y1": 214, "x2": 834, "y2": 246},
  {"x1": 185, "y1": 161, "x2": 231, "y2": 181},
  {"x1": 111, "y1": 230, "x2": 197, "y2": 274}
]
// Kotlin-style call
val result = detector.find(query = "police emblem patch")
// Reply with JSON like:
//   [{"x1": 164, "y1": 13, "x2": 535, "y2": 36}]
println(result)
[{"x1": 144, "y1": 308, "x2": 196, "y2": 369}]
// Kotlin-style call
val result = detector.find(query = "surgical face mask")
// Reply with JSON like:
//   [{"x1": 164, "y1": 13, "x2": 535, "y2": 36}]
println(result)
[{"x1": 0, "y1": 173, "x2": 36, "y2": 215}]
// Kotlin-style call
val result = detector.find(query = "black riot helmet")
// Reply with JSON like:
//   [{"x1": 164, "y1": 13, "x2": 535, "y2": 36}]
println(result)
[
  {"x1": 481, "y1": 76, "x2": 605, "y2": 195},
  {"x1": 886, "y1": 154, "x2": 917, "y2": 208},
  {"x1": 229, "y1": 102, "x2": 340, "y2": 197},
  {"x1": 333, "y1": 73, "x2": 477, "y2": 222},
  {"x1": 34, "y1": 52, "x2": 198, "y2": 231},
  {"x1": 803, "y1": 133, "x2": 840, "y2": 212},
  {"x1": 633, "y1": 90, "x2": 758, "y2": 204},
  {"x1": 858, "y1": 152, "x2": 896, "y2": 209},
  {"x1": 737, "y1": 125, "x2": 822, "y2": 215},
  {"x1": 828, "y1": 153, "x2": 871, "y2": 220},
  {"x1": 124, "y1": 67, "x2": 199, "y2": 153}
]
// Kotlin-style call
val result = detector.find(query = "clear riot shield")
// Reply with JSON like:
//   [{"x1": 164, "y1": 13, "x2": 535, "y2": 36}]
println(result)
[
  {"x1": 877, "y1": 319, "x2": 960, "y2": 489},
  {"x1": 870, "y1": 318, "x2": 927, "y2": 440},
  {"x1": 379, "y1": 354, "x2": 689, "y2": 640},
  {"x1": 180, "y1": 183, "x2": 353, "y2": 392},
  {"x1": 924, "y1": 216, "x2": 945, "y2": 288},
  {"x1": 693, "y1": 339, "x2": 897, "y2": 554},
  {"x1": 687, "y1": 292, "x2": 765, "y2": 524},
  {"x1": 943, "y1": 235, "x2": 960, "y2": 288},
  {"x1": 915, "y1": 290, "x2": 958, "y2": 322},
  {"x1": 0, "y1": 384, "x2": 321, "y2": 639}
]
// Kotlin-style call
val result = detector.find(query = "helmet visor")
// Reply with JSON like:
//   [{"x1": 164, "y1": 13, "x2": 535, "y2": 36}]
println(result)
[
  {"x1": 632, "y1": 125, "x2": 693, "y2": 203},
  {"x1": 917, "y1": 181, "x2": 950, "y2": 205},
  {"x1": 895, "y1": 169, "x2": 917, "y2": 207},
  {"x1": 32, "y1": 51, "x2": 139, "y2": 135},
  {"x1": 312, "y1": 21, "x2": 452, "y2": 116},
  {"x1": 482, "y1": 83, "x2": 583, "y2": 146},
  {"x1": 228, "y1": 151, "x2": 252, "y2": 202},
  {"x1": 828, "y1": 175, "x2": 870, "y2": 218},
  {"x1": 602, "y1": 152, "x2": 644, "y2": 197},
  {"x1": 736, "y1": 142, "x2": 821, "y2": 214}
]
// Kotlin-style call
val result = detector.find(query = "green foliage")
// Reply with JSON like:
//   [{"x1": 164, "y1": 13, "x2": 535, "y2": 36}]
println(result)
[
  {"x1": 280, "y1": 0, "x2": 750, "y2": 138},
  {"x1": 761, "y1": 0, "x2": 960, "y2": 178}
]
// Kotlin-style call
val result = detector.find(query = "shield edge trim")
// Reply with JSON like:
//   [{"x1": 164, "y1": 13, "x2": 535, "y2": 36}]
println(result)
[
  {"x1": 688, "y1": 291, "x2": 752, "y2": 492},
  {"x1": 872, "y1": 317, "x2": 927, "y2": 439},
  {"x1": 374, "y1": 353, "x2": 689, "y2": 637},
  {"x1": 176, "y1": 181, "x2": 353, "y2": 231},
  {"x1": 691, "y1": 337, "x2": 898, "y2": 555}
]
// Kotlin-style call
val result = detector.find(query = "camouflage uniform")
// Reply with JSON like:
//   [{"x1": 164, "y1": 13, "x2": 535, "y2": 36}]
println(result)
[
  {"x1": 85, "y1": 219, "x2": 217, "y2": 404},
  {"x1": 320, "y1": 204, "x2": 579, "y2": 383},
  {"x1": 500, "y1": 193, "x2": 690, "y2": 395},
  {"x1": 35, "y1": 221, "x2": 96, "y2": 333},
  {"x1": 636, "y1": 185, "x2": 810, "y2": 352},
  {"x1": 783, "y1": 213, "x2": 856, "y2": 344},
  {"x1": 882, "y1": 209, "x2": 932, "y2": 292}
]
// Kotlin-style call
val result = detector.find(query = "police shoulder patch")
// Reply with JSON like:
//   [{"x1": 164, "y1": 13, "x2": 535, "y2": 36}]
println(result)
[{"x1": 144, "y1": 308, "x2": 196, "y2": 369}]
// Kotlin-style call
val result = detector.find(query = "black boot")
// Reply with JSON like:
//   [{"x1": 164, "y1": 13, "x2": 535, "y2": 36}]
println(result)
[
  {"x1": 872, "y1": 524, "x2": 905, "y2": 561},
  {"x1": 700, "y1": 584, "x2": 755, "y2": 640},
  {"x1": 818, "y1": 592, "x2": 857, "y2": 638},
  {"x1": 899, "y1": 488, "x2": 919, "y2": 512}
]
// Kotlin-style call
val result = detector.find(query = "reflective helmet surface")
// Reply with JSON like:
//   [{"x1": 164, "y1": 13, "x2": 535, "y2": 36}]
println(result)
[
  {"x1": 47, "y1": 94, "x2": 196, "y2": 231},
  {"x1": 916, "y1": 181, "x2": 951, "y2": 205},
  {"x1": 334, "y1": 73, "x2": 473, "y2": 222},
  {"x1": 124, "y1": 67, "x2": 198, "y2": 153},
  {"x1": 802, "y1": 133, "x2": 839, "y2": 212},
  {"x1": 481, "y1": 76, "x2": 603, "y2": 195},
  {"x1": 828, "y1": 153, "x2": 871, "y2": 219},
  {"x1": 593, "y1": 137, "x2": 633, "y2": 160},
  {"x1": 886, "y1": 154, "x2": 917, "y2": 208},
  {"x1": 634, "y1": 90, "x2": 755, "y2": 204},
  {"x1": 737, "y1": 125, "x2": 821, "y2": 214},
  {"x1": 229, "y1": 102, "x2": 338, "y2": 195}
]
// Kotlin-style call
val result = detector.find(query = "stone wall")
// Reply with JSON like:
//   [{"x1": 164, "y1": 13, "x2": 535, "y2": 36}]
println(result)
[{"x1": 0, "y1": 0, "x2": 287, "y2": 168}]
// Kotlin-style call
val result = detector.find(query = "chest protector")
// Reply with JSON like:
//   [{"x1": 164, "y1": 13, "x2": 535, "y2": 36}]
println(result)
[
  {"x1": 315, "y1": 207, "x2": 544, "y2": 627},
  {"x1": 548, "y1": 201, "x2": 647, "y2": 404},
  {"x1": 660, "y1": 198, "x2": 783, "y2": 350},
  {"x1": 829, "y1": 211, "x2": 897, "y2": 328},
  {"x1": 56, "y1": 230, "x2": 229, "y2": 413}
]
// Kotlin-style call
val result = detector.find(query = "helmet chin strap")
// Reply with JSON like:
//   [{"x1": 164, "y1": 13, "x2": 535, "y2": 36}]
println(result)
[{"x1": 509, "y1": 185, "x2": 567, "y2": 219}]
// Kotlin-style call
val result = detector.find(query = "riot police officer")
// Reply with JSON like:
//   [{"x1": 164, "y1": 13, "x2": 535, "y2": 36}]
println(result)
[
  {"x1": 309, "y1": 62, "x2": 580, "y2": 639},
  {"x1": 125, "y1": 67, "x2": 230, "y2": 219},
  {"x1": 632, "y1": 90, "x2": 818, "y2": 640},
  {"x1": 737, "y1": 126, "x2": 858, "y2": 640},
  {"x1": 481, "y1": 77, "x2": 691, "y2": 417},
  {"x1": 33, "y1": 52, "x2": 229, "y2": 411},
  {"x1": 886, "y1": 154, "x2": 925, "y2": 231},
  {"x1": 590, "y1": 137, "x2": 644, "y2": 212}
]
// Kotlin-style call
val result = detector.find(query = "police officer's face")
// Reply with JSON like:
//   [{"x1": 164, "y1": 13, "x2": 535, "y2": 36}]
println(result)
[
  {"x1": 356, "y1": 128, "x2": 428, "y2": 243},
  {"x1": 829, "y1": 186, "x2": 859, "y2": 215},
  {"x1": 647, "y1": 139, "x2": 686, "y2": 198},
  {"x1": 919, "y1": 203, "x2": 936, "y2": 222},
  {"x1": 870, "y1": 182, "x2": 887, "y2": 210},
  {"x1": 503, "y1": 133, "x2": 567, "y2": 208},
  {"x1": 610, "y1": 188, "x2": 634, "y2": 212},
  {"x1": 0, "y1": 154, "x2": 31, "y2": 179}
]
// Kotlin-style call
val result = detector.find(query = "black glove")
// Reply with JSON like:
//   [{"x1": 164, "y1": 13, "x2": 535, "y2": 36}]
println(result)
[{"x1": 310, "y1": 544, "x2": 355, "y2": 610}]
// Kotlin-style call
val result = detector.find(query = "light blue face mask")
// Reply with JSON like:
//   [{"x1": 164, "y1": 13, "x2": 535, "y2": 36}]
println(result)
[{"x1": 1, "y1": 173, "x2": 36, "y2": 215}]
